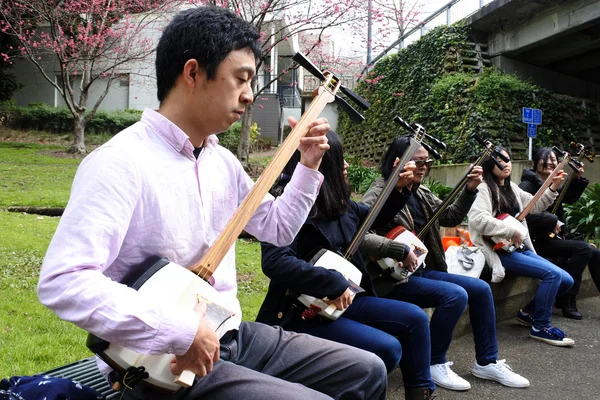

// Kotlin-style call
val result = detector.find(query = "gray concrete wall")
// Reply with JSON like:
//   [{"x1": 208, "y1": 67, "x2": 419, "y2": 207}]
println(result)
[
  {"x1": 483, "y1": 0, "x2": 600, "y2": 56},
  {"x1": 428, "y1": 156, "x2": 600, "y2": 187},
  {"x1": 11, "y1": 59, "x2": 57, "y2": 107},
  {"x1": 492, "y1": 56, "x2": 600, "y2": 101}
]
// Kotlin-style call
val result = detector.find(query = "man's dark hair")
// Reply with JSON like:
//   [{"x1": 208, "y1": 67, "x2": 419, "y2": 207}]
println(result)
[
  {"x1": 380, "y1": 135, "x2": 413, "y2": 180},
  {"x1": 155, "y1": 6, "x2": 262, "y2": 102}
]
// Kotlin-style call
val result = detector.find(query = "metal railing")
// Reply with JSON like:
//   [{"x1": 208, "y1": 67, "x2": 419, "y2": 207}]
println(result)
[
  {"x1": 256, "y1": 73, "x2": 302, "y2": 108},
  {"x1": 362, "y1": 0, "x2": 494, "y2": 75},
  {"x1": 278, "y1": 85, "x2": 302, "y2": 108}
]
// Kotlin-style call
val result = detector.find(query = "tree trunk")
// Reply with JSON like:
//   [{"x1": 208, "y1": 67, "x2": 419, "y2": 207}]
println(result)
[
  {"x1": 237, "y1": 102, "x2": 255, "y2": 167},
  {"x1": 68, "y1": 114, "x2": 87, "y2": 155}
]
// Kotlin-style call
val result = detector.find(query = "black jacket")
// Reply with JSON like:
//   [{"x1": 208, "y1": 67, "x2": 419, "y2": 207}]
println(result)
[
  {"x1": 519, "y1": 168, "x2": 588, "y2": 240},
  {"x1": 360, "y1": 178, "x2": 477, "y2": 273},
  {"x1": 256, "y1": 188, "x2": 411, "y2": 327}
]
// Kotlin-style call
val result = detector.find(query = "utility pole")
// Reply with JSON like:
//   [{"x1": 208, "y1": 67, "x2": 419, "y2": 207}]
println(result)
[{"x1": 367, "y1": 0, "x2": 372, "y2": 65}]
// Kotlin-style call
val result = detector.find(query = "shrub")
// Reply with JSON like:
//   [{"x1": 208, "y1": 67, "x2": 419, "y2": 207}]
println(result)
[
  {"x1": 218, "y1": 122, "x2": 261, "y2": 153},
  {"x1": 422, "y1": 177, "x2": 453, "y2": 200},
  {"x1": 0, "y1": 103, "x2": 141, "y2": 134},
  {"x1": 347, "y1": 163, "x2": 379, "y2": 194},
  {"x1": 564, "y1": 183, "x2": 600, "y2": 245}
]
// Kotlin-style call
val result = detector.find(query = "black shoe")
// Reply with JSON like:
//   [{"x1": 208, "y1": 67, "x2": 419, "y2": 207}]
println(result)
[
  {"x1": 516, "y1": 309, "x2": 534, "y2": 327},
  {"x1": 405, "y1": 388, "x2": 435, "y2": 400},
  {"x1": 562, "y1": 295, "x2": 583, "y2": 320}
]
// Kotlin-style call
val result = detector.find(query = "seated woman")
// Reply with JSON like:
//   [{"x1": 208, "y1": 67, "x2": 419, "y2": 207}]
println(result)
[
  {"x1": 468, "y1": 145, "x2": 575, "y2": 347},
  {"x1": 256, "y1": 130, "x2": 435, "y2": 400},
  {"x1": 360, "y1": 136, "x2": 529, "y2": 391},
  {"x1": 519, "y1": 147, "x2": 600, "y2": 319}
]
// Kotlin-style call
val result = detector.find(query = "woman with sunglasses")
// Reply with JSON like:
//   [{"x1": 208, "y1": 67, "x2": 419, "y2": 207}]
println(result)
[
  {"x1": 518, "y1": 147, "x2": 600, "y2": 320},
  {"x1": 257, "y1": 131, "x2": 436, "y2": 400},
  {"x1": 468, "y1": 145, "x2": 575, "y2": 347},
  {"x1": 360, "y1": 136, "x2": 529, "y2": 391}
]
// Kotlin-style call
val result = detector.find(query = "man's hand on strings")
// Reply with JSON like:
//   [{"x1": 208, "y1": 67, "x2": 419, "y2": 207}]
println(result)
[{"x1": 291, "y1": 116, "x2": 330, "y2": 171}]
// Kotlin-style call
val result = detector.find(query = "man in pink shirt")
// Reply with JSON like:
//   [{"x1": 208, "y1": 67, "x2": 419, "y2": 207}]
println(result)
[{"x1": 38, "y1": 6, "x2": 387, "y2": 400}]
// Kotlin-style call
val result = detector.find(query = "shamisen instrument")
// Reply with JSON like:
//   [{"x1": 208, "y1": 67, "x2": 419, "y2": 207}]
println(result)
[
  {"x1": 490, "y1": 146, "x2": 571, "y2": 253},
  {"x1": 547, "y1": 142, "x2": 593, "y2": 239},
  {"x1": 297, "y1": 116, "x2": 441, "y2": 319},
  {"x1": 86, "y1": 52, "x2": 370, "y2": 393},
  {"x1": 379, "y1": 135, "x2": 505, "y2": 280},
  {"x1": 550, "y1": 143, "x2": 594, "y2": 215}
]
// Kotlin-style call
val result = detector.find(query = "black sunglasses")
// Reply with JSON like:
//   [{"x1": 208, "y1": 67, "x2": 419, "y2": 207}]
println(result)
[{"x1": 412, "y1": 159, "x2": 434, "y2": 168}]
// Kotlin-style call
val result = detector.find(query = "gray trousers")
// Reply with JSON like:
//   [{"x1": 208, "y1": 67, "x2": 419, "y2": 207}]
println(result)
[{"x1": 124, "y1": 322, "x2": 387, "y2": 400}]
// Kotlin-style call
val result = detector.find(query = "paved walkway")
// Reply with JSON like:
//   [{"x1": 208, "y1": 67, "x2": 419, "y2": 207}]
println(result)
[{"x1": 387, "y1": 295, "x2": 600, "y2": 400}]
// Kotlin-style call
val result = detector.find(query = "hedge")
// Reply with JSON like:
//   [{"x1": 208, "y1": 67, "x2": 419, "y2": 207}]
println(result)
[{"x1": 0, "y1": 102, "x2": 142, "y2": 135}]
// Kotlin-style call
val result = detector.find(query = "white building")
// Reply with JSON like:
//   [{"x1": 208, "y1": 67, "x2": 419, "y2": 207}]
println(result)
[{"x1": 10, "y1": 8, "x2": 351, "y2": 143}]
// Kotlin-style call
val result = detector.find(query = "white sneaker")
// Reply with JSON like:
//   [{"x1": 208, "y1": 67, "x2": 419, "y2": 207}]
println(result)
[
  {"x1": 430, "y1": 361, "x2": 471, "y2": 391},
  {"x1": 471, "y1": 359, "x2": 530, "y2": 388}
]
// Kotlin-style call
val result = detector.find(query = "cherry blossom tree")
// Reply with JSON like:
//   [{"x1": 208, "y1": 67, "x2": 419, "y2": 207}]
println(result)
[
  {"x1": 0, "y1": 0, "x2": 184, "y2": 154},
  {"x1": 198, "y1": 0, "x2": 371, "y2": 165},
  {"x1": 371, "y1": 0, "x2": 422, "y2": 49}
]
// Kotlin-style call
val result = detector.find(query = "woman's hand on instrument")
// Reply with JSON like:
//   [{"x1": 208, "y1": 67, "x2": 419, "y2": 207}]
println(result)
[
  {"x1": 326, "y1": 288, "x2": 353, "y2": 310},
  {"x1": 466, "y1": 166, "x2": 483, "y2": 191},
  {"x1": 292, "y1": 116, "x2": 330, "y2": 171},
  {"x1": 402, "y1": 250, "x2": 418, "y2": 272},
  {"x1": 170, "y1": 301, "x2": 221, "y2": 378},
  {"x1": 552, "y1": 224, "x2": 562, "y2": 235},
  {"x1": 576, "y1": 163, "x2": 585, "y2": 178},
  {"x1": 510, "y1": 230, "x2": 524, "y2": 248},
  {"x1": 550, "y1": 170, "x2": 567, "y2": 191},
  {"x1": 394, "y1": 159, "x2": 416, "y2": 190}
]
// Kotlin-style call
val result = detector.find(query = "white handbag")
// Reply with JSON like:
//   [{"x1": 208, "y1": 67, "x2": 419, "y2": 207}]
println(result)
[{"x1": 446, "y1": 244, "x2": 486, "y2": 278}]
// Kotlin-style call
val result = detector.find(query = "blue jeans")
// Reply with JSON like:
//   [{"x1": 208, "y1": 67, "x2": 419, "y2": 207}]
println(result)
[
  {"x1": 294, "y1": 295, "x2": 434, "y2": 391},
  {"x1": 387, "y1": 269, "x2": 498, "y2": 366},
  {"x1": 499, "y1": 249, "x2": 574, "y2": 329}
]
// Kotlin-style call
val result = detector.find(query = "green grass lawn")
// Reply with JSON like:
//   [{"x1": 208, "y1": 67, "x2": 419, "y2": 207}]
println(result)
[{"x1": 0, "y1": 134, "x2": 268, "y2": 378}]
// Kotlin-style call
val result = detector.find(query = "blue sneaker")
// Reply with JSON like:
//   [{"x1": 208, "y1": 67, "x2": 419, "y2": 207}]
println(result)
[
  {"x1": 515, "y1": 310, "x2": 533, "y2": 327},
  {"x1": 529, "y1": 326, "x2": 575, "y2": 347}
]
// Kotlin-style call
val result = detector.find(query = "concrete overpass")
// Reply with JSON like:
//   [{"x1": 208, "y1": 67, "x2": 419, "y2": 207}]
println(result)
[{"x1": 464, "y1": 0, "x2": 600, "y2": 101}]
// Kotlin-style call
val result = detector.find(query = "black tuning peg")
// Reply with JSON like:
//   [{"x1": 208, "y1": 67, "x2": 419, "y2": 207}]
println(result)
[
  {"x1": 492, "y1": 157, "x2": 505, "y2": 171},
  {"x1": 424, "y1": 133, "x2": 446, "y2": 150},
  {"x1": 584, "y1": 150, "x2": 595, "y2": 162},
  {"x1": 422, "y1": 142, "x2": 442, "y2": 159},
  {"x1": 492, "y1": 148, "x2": 509, "y2": 163},
  {"x1": 339, "y1": 86, "x2": 370, "y2": 110},
  {"x1": 470, "y1": 133, "x2": 485, "y2": 146},
  {"x1": 393, "y1": 116, "x2": 413, "y2": 133},
  {"x1": 553, "y1": 146, "x2": 567, "y2": 158},
  {"x1": 293, "y1": 53, "x2": 325, "y2": 81},
  {"x1": 335, "y1": 95, "x2": 365, "y2": 123},
  {"x1": 292, "y1": 52, "x2": 369, "y2": 124},
  {"x1": 568, "y1": 160, "x2": 582, "y2": 171}
]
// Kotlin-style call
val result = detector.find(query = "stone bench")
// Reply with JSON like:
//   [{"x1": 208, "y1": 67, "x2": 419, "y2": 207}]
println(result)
[
  {"x1": 449, "y1": 266, "x2": 596, "y2": 337},
  {"x1": 43, "y1": 357, "x2": 119, "y2": 399}
]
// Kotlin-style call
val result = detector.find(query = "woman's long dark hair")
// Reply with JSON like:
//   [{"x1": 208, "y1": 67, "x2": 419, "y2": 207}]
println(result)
[
  {"x1": 481, "y1": 145, "x2": 518, "y2": 215},
  {"x1": 279, "y1": 130, "x2": 350, "y2": 220},
  {"x1": 532, "y1": 147, "x2": 556, "y2": 172},
  {"x1": 381, "y1": 135, "x2": 413, "y2": 180}
]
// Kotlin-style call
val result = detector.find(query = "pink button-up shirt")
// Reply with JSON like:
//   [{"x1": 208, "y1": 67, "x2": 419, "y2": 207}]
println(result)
[{"x1": 38, "y1": 109, "x2": 323, "y2": 375}]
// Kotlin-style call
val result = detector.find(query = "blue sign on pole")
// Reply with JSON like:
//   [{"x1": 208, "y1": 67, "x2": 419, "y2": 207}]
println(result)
[
  {"x1": 527, "y1": 123, "x2": 537, "y2": 138},
  {"x1": 533, "y1": 109, "x2": 542, "y2": 125},
  {"x1": 522, "y1": 107, "x2": 533, "y2": 123}
]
